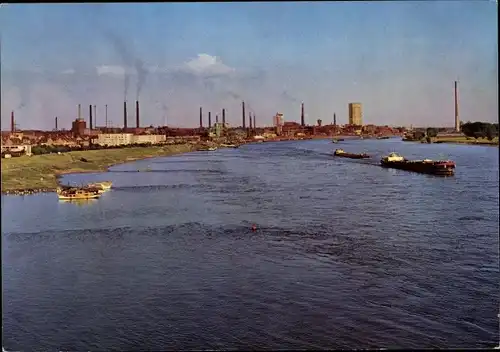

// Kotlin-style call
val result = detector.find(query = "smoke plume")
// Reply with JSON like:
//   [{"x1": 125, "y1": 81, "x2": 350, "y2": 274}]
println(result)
[
  {"x1": 102, "y1": 29, "x2": 133, "y2": 100},
  {"x1": 282, "y1": 90, "x2": 299, "y2": 103},
  {"x1": 135, "y1": 58, "x2": 148, "y2": 99}
]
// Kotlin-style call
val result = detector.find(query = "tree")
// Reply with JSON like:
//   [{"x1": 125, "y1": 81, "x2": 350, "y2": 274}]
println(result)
[
  {"x1": 413, "y1": 131, "x2": 425, "y2": 140},
  {"x1": 426, "y1": 127, "x2": 438, "y2": 138},
  {"x1": 485, "y1": 125, "x2": 496, "y2": 141},
  {"x1": 317, "y1": 119, "x2": 322, "y2": 127}
]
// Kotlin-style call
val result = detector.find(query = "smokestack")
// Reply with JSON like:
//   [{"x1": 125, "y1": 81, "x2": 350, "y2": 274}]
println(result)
[
  {"x1": 55, "y1": 116, "x2": 58, "y2": 130},
  {"x1": 242, "y1": 101, "x2": 246, "y2": 128},
  {"x1": 199, "y1": 107, "x2": 203, "y2": 128},
  {"x1": 94, "y1": 105, "x2": 97, "y2": 128},
  {"x1": 249, "y1": 115, "x2": 253, "y2": 130},
  {"x1": 333, "y1": 113, "x2": 337, "y2": 126},
  {"x1": 78, "y1": 104, "x2": 81, "y2": 120},
  {"x1": 123, "y1": 101, "x2": 128, "y2": 129},
  {"x1": 216, "y1": 114, "x2": 219, "y2": 124},
  {"x1": 10, "y1": 111, "x2": 14, "y2": 133},
  {"x1": 222, "y1": 108, "x2": 226, "y2": 126},
  {"x1": 254, "y1": 114, "x2": 256, "y2": 129},
  {"x1": 454, "y1": 81, "x2": 460, "y2": 132},
  {"x1": 208, "y1": 112, "x2": 212, "y2": 128},
  {"x1": 105, "y1": 104, "x2": 108, "y2": 128},
  {"x1": 89, "y1": 104, "x2": 93, "y2": 130},
  {"x1": 136, "y1": 100, "x2": 140, "y2": 128},
  {"x1": 301, "y1": 102, "x2": 305, "y2": 126}
]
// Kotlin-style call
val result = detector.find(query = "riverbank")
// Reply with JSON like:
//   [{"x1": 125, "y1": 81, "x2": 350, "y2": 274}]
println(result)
[
  {"x1": 434, "y1": 136, "x2": 499, "y2": 146},
  {"x1": 1, "y1": 144, "x2": 197, "y2": 194},
  {"x1": 403, "y1": 136, "x2": 499, "y2": 146}
]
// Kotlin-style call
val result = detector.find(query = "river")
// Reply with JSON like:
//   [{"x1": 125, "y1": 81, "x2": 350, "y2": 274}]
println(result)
[{"x1": 2, "y1": 138, "x2": 499, "y2": 350}]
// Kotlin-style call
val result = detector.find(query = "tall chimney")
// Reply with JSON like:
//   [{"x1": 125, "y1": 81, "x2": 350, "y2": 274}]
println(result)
[
  {"x1": 222, "y1": 108, "x2": 226, "y2": 126},
  {"x1": 249, "y1": 115, "x2": 253, "y2": 130},
  {"x1": 93, "y1": 105, "x2": 97, "y2": 128},
  {"x1": 55, "y1": 116, "x2": 58, "y2": 130},
  {"x1": 216, "y1": 114, "x2": 219, "y2": 124},
  {"x1": 89, "y1": 104, "x2": 93, "y2": 130},
  {"x1": 454, "y1": 81, "x2": 460, "y2": 132},
  {"x1": 208, "y1": 112, "x2": 212, "y2": 128},
  {"x1": 253, "y1": 114, "x2": 256, "y2": 129},
  {"x1": 333, "y1": 113, "x2": 337, "y2": 126},
  {"x1": 242, "y1": 101, "x2": 246, "y2": 128},
  {"x1": 123, "y1": 101, "x2": 128, "y2": 129},
  {"x1": 301, "y1": 102, "x2": 305, "y2": 126},
  {"x1": 10, "y1": 111, "x2": 14, "y2": 133},
  {"x1": 199, "y1": 107, "x2": 203, "y2": 128},
  {"x1": 105, "y1": 104, "x2": 108, "y2": 128},
  {"x1": 78, "y1": 104, "x2": 81, "y2": 120},
  {"x1": 136, "y1": 100, "x2": 140, "y2": 128}
]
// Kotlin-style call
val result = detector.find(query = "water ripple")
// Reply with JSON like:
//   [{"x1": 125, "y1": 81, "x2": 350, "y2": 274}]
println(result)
[{"x1": 2, "y1": 139, "x2": 498, "y2": 350}]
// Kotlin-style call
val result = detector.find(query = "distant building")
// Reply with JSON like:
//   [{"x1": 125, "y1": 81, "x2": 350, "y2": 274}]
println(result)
[
  {"x1": 348, "y1": 103, "x2": 363, "y2": 126},
  {"x1": 213, "y1": 122, "x2": 224, "y2": 138},
  {"x1": 134, "y1": 134, "x2": 166, "y2": 145},
  {"x1": 72, "y1": 118, "x2": 86, "y2": 136},
  {"x1": 94, "y1": 133, "x2": 166, "y2": 146}
]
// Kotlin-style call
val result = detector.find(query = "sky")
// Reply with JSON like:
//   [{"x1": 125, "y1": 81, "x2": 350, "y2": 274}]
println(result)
[{"x1": 0, "y1": 1, "x2": 497, "y2": 130}]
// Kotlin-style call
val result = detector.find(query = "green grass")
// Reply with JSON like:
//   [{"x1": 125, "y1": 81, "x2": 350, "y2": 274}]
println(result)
[
  {"x1": 434, "y1": 136, "x2": 499, "y2": 145},
  {"x1": 1, "y1": 144, "x2": 196, "y2": 192}
]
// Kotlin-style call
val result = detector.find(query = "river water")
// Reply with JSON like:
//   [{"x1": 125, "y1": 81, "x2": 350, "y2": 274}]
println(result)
[{"x1": 2, "y1": 138, "x2": 499, "y2": 350}]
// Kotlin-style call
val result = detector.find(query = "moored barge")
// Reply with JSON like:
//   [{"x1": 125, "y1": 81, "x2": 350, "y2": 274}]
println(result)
[
  {"x1": 333, "y1": 149, "x2": 370, "y2": 159},
  {"x1": 380, "y1": 152, "x2": 455, "y2": 176}
]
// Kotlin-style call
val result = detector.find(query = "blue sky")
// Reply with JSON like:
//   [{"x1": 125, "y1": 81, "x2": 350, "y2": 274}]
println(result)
[{"x1": 1, "y1": 2, "x2": 497, "y2": 130}]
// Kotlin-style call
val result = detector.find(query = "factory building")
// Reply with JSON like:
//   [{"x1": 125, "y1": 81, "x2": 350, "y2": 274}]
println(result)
[
  {"x1": 94, "y1": 133, "x2": 166, "y2": 146},
  {"x1": 71, "y1": 118, "x2": 86, "y2": 136}
]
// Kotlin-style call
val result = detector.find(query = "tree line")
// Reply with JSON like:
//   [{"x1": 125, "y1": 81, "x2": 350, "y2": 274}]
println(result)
[
  {"x1": 405, "y1": 122, "x2": 498, "y2": 142},
  {"x1": 460, "y1": 122, "x2": 498, "y2": 140}
]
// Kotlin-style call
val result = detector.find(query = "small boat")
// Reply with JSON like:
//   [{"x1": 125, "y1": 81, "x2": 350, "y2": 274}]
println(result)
[
  {"x1": 380, "y1": 152, "x2": 455, "y2": 176},
  {"x1": 221, "y1": 144, "x2": 239, "y2": 148},
  {"x1": 333, "y1": 149, "x2": 370, "y2": 159},
  {"x1": 377, "y1": 136, "x2": 391, "y2": 140},
  {"x1": 57, "y1": 188, "x2": 101, "y2": 200}
]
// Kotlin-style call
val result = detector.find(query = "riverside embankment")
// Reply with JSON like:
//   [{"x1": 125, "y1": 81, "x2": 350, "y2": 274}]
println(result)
[
  {"x1": 1, "y1": 144, "x2": 197, "y2": 194},
  {"x1": 403, "y1": 135, "x2": 499, "y2": 146}
]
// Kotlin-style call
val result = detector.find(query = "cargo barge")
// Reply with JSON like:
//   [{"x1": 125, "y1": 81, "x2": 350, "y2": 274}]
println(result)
[
  {"x1": 333, "y1": 149, "x2": 370, "y2": 159},
  {"x1": 380, "y1": 152, "x2": 455, "y2": 176}
]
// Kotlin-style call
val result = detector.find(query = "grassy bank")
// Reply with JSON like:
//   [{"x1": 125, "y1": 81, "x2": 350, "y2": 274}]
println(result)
[
  {"x1": 1, "y1": 144, "x2": 197, "y2": 193},
  {"x1": 404, "y1": 136, "x2": 499, "y2": 146},
  {"x1": 434, "y1": 136, "x2": 499, "y2": 146}
]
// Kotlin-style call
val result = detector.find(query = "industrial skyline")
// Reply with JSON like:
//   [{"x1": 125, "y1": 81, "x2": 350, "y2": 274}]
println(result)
[{"x1": 1, "y1": 2, "x2": 497, "y2": 130}]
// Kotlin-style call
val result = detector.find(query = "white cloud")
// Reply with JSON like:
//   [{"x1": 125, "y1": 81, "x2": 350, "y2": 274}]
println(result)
[
  {"x1": 96, "y1": 65, "x2": 131, "y2": 76},
  {"x1": 182, "y1": 54, "x2": 235, "y2": 76},
  {"x1": 61, "y1": 68, "x2": 76, "y2": 75}
]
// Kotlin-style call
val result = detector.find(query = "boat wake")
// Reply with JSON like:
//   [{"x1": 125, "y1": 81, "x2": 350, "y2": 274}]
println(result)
[
  {"x1": 112, "y1": 184, "x2": 213, "y2": 193},
  {"x1": 109, "y1": 169, "x2": 226, "y2": 175}
]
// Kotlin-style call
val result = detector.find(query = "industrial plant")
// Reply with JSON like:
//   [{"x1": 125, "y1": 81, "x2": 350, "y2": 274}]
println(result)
[{"x1": 4, "y1": 84, "x2": 467, "y2": 156}]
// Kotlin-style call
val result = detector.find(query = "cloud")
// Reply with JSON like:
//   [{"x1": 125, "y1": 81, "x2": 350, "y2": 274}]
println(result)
[
  {"x1": 61, "y1": 69, "x2": 76, "y2": 75},
  {"x1": 96, "y1": 65, "x2": 132, "y2": 76},
  {"x1": 182, "y1": 54, "x2": 235, "y2": 76}
]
